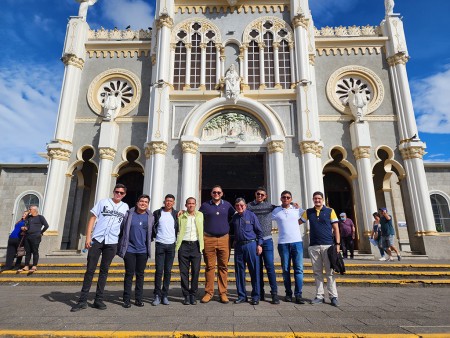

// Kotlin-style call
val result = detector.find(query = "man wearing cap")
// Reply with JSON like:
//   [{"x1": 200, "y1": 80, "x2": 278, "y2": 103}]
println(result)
[
  {"x1": 379, "y1": 208, "x2": 401, "y2": 261},
  {"x1": 338, "y1": 213, "x2": 355, "y2": 259}
]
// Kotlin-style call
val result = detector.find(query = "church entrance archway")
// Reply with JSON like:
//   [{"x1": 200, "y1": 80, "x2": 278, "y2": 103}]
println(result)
[
  {"x1": 200, "y1": 153, "x2": 265, "y2": 204},
  {"x1": 117, "y1": 171, "x2": 144, "y2": 207}
]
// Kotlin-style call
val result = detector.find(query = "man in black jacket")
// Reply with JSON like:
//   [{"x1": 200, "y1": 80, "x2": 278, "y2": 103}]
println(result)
[{"x1": 151, "y1": 194, "x2": 179, "y2": 306}]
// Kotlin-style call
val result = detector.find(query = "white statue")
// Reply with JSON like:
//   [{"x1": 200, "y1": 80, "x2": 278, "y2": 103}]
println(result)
[
  {"x1": 385, "y1": 0, "x2": 395, "y2": 15},
  {"x1": 225, "y1": 64, "x2": 241, "y2": 103},
  {"x1": 348, "y1": 89, "x2": 368, "y2": 122},
  {"x1": 102, "y1": 92, "x2": 122, "y2": 121},
  {"x1": 76, "y1": 0, "x2": 98, "y2": 19}
]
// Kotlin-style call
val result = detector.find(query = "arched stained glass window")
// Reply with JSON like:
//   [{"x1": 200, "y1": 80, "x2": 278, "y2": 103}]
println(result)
[{"x1": 430, "y1": 193, "x2": 450, "y2": 232}]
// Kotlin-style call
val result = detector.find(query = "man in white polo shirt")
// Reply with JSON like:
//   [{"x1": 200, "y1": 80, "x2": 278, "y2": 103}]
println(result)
[
  {"x1": 152, "y1": 194, "x2": 179, "y2": 306},
  {"x1": 272, "y1": 190, "x2": 305, "y2": 304},
  {"x1": 71, "y1": 183, "x2": 129, "y2": 312}
]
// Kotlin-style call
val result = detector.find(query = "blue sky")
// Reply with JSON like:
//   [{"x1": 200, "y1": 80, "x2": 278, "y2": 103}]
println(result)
[{"x1": 0, "y1": 0, "x2": 449, "y2": 163}]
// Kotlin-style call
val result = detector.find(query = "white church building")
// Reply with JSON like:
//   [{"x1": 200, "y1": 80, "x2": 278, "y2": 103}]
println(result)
[{"x1": 1, "y1": 0, "x2": 449, "y2": 258}]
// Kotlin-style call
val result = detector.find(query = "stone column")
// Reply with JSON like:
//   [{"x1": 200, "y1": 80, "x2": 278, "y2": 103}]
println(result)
[
  {"x1": 199, "y1": 43, "x2": 207, "y2": 90},
  {"x1": 180, "y1": 137, "x2": 200, "y2": 205},
  {"x1": 272, "y1": 42, "x2": 281, "y2": 88},
  {"x1": 184, "y1": 43, "x2": 192, "y2": 89},
  {"x1": 145, "y1": 141, "x2": 168, "y2": 212},
  {"x1": 267, "y1": 138, "x2": 286, "y2": 203},
  {"x1": 258, "y1": 42, "x2": 266, "y2": 89},
  {"x1": 215, "y1": 43, "x2": 222, "y2": 86},
  {"x1": 299, "y1": 140, "x2": 322, "y2": 207},
  {"x1": 94, "y1": 147, "x2": 116, "y2": 203},
  {"x1": 241, "y1": 44, "x2": 249, "y2": 89}
]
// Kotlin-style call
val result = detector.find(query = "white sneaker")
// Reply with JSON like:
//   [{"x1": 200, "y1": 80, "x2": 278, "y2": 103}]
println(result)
[
  {"x1": 388, "y1": 256, "x2": 394, "y2": 261},
  {"x1": 378, "y1": 256, "x2": 387, "y2": 261}
]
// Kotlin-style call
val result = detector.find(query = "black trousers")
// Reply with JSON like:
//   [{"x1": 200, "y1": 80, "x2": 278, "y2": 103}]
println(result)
[
  {"x1": 79, "y1": 239, "x2": 117, "y2": 302},
  {"x1": 24, "y1": 236, "x2": 41, "y2": 266},
  {"x1": 123, "y1": 252, "x2": 148, "y2": 302},
  {"x1": 178, "y1": 241, "x2": 202, "y2": 297},
  {"x1": 154, "y1": 242, "x2": 176, "y2": 297},
  {"x1": 341, "y1": 236, "x2": 354, "y2": 258},
  {"x1": 4, "y1": 238, "x2": 23, "y2": 269}
]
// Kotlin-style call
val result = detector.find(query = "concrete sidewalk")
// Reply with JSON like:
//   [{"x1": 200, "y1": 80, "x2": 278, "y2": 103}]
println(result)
[{"x1": 0, "y1": 283, "x2": 449, "y2": 337}]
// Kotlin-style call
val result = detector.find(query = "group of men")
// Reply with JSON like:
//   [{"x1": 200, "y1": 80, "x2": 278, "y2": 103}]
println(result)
[{"x1": 71, "y1": 183, "x2": 343, "y2": 311}]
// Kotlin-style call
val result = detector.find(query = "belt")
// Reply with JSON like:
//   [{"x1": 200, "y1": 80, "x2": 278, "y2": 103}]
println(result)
[
  {"x1": 182, "y1": 240, "x2": 198, "y2": 244},
  {"x1": 237, "y1": 239, "x2": 256, "y2": 245},
  {"x1": 204, "y1": 232, "x2": 227, "y2": 238}
]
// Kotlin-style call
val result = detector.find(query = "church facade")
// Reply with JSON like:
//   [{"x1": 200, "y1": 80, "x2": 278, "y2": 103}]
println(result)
[{"x1": 2, "y1": 0, "x2": 450, "y2": 258}]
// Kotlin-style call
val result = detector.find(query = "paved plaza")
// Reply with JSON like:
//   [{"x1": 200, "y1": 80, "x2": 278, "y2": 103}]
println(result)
[{"x1": 0, "y1": 283, "x2": 449, "y2": 337}]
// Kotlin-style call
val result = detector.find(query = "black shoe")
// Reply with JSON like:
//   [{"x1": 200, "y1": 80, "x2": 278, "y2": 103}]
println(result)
[
  {"x1": 284, "y1": 295, "x2": 293, "y2": 302},
  {"x1": 295, "y1": 295, "x2": 305, "y2": 304},
  {"x1": 93, "y1": 299, "x2": 107, "y2": 310},
  {"x1": 271, "y1": 294, "x2": 280, "y2": 305},
  {"x1": 234, "y1": 298, "x2": 247, "y2": 304},
  {"x1": 122, "y1": 300, "x2": 131, "y2": 308},
  {"x1": 189, "y1": 295, "x2": 197, "y2": 305},
  {"x1": 260, "y1": 293, "x2": 265, "y2": 301},
  {"x1": 250, "y1": 299, "x2": 259, "y2": 305},
  {"x1": 70, "y1": 301, "x2": 87, "y2": 312},
  {"x1": 182, "y1": 296, "x2": 190, "y2": 305},
  {"x1": 135, "y1": 300, "x2": 145, "y2": 307},
  {"x1": 12, "y1": 266, "x2": 21, "y2": 271}
]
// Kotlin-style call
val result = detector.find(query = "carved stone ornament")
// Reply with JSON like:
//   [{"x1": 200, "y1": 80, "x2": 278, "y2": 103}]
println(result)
[
  {"x1": 353, "y1": 146, "x2": 371, "y2": 159},
  {"x1": 99, "y1": 147, "x2": 116, "y2": 160},
  {"x1": 400, "y1": 146, "x2": 425, "y2": 160},
  {"x1": 201, "y1": 111, "x2": 266, "y2": 142},
  {"x1": 87, "y1": 69, "x2": 141, "y2": 118},
  {"x1": 326, "y1": 65, "x2": 384, "y2": 118},
  {"x1": 267, "y1": 141, "x2": 285, "y2": 154},
  {"x1": 299, "y1": 141, "x2": 322, "y2": 157},
  {"x1": 387, "y1": 52, "x2": 409, "y2": 67},
  {"x1": 61, "y1": 54, "x2": 84, "y2": 70},
  {"x1": 48, "y1": 148, "x2": 71, "y2": 161},
  {"x1": 145, "y1": 142, "x2": 168, "y2": 157},
  {"x1": 181, "y1": 141, "x2": 199, "y2": 154}
]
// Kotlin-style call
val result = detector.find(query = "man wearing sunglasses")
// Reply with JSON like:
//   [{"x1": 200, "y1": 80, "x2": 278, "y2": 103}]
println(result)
[
  {"x1": 199, "y1": 185, "x2": 235, "y2": 304},
  {"x1": 71, "y1": 183, "x2": 129, "y2": 312},
  {"x1": 272, "y1": 190, "x2": 305, "y2": 304}
]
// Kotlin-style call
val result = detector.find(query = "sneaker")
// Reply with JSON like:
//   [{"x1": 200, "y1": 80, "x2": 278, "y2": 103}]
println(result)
[
  {"x1": 152, "y1": 295, "x2": 161, "y2": 306},
  {"x1": 271, "y1": 294, "x2": 280, "y2": 305},
  {"x1": 122, "y1": 300, "x2": 131, "y2": 308},
  {"x1": 397, "y1": 255, "x2": 402, "y2": 261},
  {"x1": 93, "y1": 299, "x2": 107, "y2": 310},
  {"x1": 284, "y1": 295, "x2": 293, "y2": 302},
  {"x1": 70, "y1": 301, "x2": 87, "y2": 312},
  {"x1": 388, "y1": 255, "x2": 395, "y2": 261},
  {"x1": 182, "y1": 296, "x2": 190, "y2": 305},
  {"x1": 135, "y1": 300, "x2": 145, "y2": 307},
  {"x1": 295, "y1": 295, "x2": 305, "y2": 304},
  {"x1": 161, "y1": 296, "x2": 170, "y2": 305},
  {"x1": 330, "y1": 297, "x2": 340, "y2": 307},
  {"x1": 311, "y1": 297, "x2": 325, "y2": 305},
  {"x1": 200, "y1": 293, "x2": 212, "y2": 303},
  {"x1": 378, "y1": 256, "x2": 387, "y2": 261}
]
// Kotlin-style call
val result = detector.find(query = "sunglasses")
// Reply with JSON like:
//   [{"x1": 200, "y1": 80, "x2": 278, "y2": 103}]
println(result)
[
  {"x1": 212, "y1": 191, "x2": 222, "y2": 195},
  {"x1": 256, "y1": 193, "x2": 266, "y2": 196},
  {"x1": 235, "y1": 204, "x2": 245, "y2": 208},
  {"x1": 281, "y1": 196, "x2": 291, "y2": 199},
  {"x1": 114, "y1": 191, "x2": 126, "y2": 195}
]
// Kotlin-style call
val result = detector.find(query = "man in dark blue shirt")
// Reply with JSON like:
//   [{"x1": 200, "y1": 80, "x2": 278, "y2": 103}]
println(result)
[
  {"x1": 231, "y1": 198, "x2": 263, "y2": 305},
  {"x1": 199, "y1": 185, "x2": 235, "y2": 304}
]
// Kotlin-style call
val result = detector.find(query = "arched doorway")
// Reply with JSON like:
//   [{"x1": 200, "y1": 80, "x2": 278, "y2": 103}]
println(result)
[{"x1": 117, "y1": 147, "x2": 144, "y2": 207}]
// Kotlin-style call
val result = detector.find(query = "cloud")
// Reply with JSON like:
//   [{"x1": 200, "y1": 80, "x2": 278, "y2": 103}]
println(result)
[
  {"x1": 0, "y1": 62, "x2": 62, "y2": 163},
  {"x1": 100, "y1": 0, "x2": 154, "y2": 30},
  {"x1": 412, "y1": 65, "x2": 450, "y2": 134},
  {"x1": 310, "y1": 0, "x2": 359, "y2": 24}
]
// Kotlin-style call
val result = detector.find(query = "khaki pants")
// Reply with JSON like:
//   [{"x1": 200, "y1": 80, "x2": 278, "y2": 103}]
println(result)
[
  {"x1": 203, "y1": 234, "x2": 230, "y2": 296},
  {"x1": 308, "y1": 245, "x2": 338, "y2": 299}
]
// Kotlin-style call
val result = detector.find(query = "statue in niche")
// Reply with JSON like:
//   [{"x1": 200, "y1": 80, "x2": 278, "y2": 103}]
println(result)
[
  {"x1": 385, "y1": 0, "x2": 395, "y2": 15},
  {"x1": 225, "y1": 64, "x2": 241, "y2": 103},
  {"x1": 348, "y1": 88, "x2": 368, "y2": 123},
  {"x1": 102, "y1": 92, "x2": 122, "y2": 121}
]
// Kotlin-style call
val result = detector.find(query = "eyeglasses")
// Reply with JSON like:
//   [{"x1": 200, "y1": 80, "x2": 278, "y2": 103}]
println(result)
[
  {"x1": 235, "y1": 204, "x2": 245, "y2": 208},
  {"x1": 114, "y1": 191, "x2": 126, "y2": 195},
  {"x1": 281, "y1": 196, "x2": 291, "y2": 199},
  {"x1": 256, "y1": 193, "x2": 265, "y2": 196},
  {"x1": 212, "y1": 191, "x2": 222, "y2": 195}
]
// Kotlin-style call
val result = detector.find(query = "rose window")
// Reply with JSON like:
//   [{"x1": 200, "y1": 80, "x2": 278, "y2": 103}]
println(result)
[
  {"x1": 97, "y1": 79, "x2": 134, "y2": 109},
  {"x1": 335, "y1": 77, "x2": 372, "y2": 106}
]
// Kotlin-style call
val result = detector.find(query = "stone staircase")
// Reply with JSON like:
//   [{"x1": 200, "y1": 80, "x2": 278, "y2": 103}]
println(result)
[{"x1": 1, "y1": 261, "x2": 449, "y2": 286}]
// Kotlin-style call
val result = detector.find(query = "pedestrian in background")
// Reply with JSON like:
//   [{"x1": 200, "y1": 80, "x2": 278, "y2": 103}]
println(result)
[{"x1": 338, "y1": 212, "x2": 355, "y2": 259}]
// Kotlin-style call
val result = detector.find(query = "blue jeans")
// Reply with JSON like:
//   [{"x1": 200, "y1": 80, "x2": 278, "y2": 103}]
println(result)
[
  {"x1": 259, "y1": 238, "x2": 278, "y2": 296},
  {"x1": 277, "y1": 242, "x2": 304, "y2": 297}
]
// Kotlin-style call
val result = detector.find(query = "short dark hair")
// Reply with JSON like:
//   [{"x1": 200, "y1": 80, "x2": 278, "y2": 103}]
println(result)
[
  {"x1": 256, "y1": 186, "x2": 267, "y2": 193},
  {"x1": 137, "y1": 194, "x2": 150, "y2": 203},
  {"x1": 280, "y1": 190, "x2": 292, "y2": 197},
  {"x1": 114, "y1": 183, "x2": 127, "y2": 192},
  {"x1": 235, "y1": 197, "x2": 246, "y2": 204},
  {"x1": 313, "y1": 191, "x2": 324, "y2": 198},
  {"x1": 165, "y1": 194, "x2": 175, "y2": 200},
  {"x1": 186, "y1": 197, "x2": 196, "y2": 204},
  {"x1": 211, "y1": 185, "x2": 222, "y2": 191},
  {"x1": 373, "y1": 212, "x2": 380, "y2": 218}
]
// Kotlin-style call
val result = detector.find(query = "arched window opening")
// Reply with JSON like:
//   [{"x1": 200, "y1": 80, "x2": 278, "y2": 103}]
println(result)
[
  {"x1": 279, "y1": 40, "x2": 291, "y2": 89},
  {"x1": 190, "y1": 33, "x2": 201, "y2": 88},
  {"x1": 205, "y1": 41, "x2": 217, "y2": 90},
  {"x1": 430, "y1": 194, "x2": 450, "y2": 232},
  {"x1": 248, "y1": 41, "x2": 260, "y2": 90},
  {"x1": 263, "y1": 32, "x2": 275, "y2": 88},
  {"x1": 13, "y1": 193, "x2": 40, "y2": 229},
  {"x1": 174, "y1": 41, "x2": 187, "y2": 90}
]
